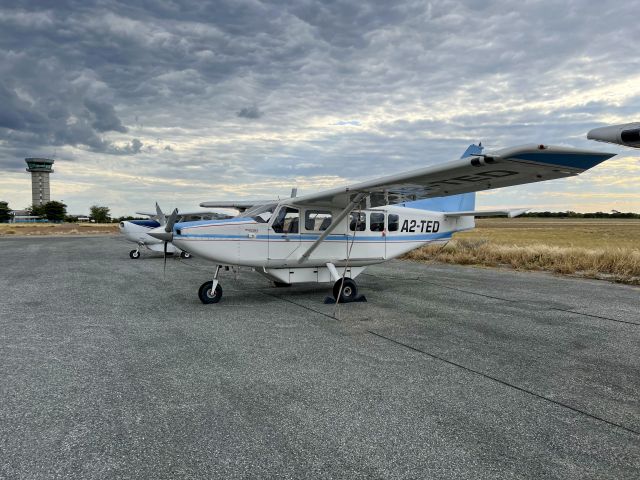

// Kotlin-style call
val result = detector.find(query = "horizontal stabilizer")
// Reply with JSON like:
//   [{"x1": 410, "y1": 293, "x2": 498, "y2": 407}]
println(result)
[{"x1": 444, "y1": 209, "x2": 528, "y2": 218}]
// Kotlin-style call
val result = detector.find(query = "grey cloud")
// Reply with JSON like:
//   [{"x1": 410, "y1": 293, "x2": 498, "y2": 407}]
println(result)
[
  {"x1": 0, "y1": 0, "x2": 639, "y2": 214},
  {"x1": 111, "y1": 138, "x2": 143, "y2": 155},
  {"x1": 237, "y1": 106, "x2": 263, "y2": 119},
  {"x1": 84, "y1": 98, "x2": 128, "y2": 133}
]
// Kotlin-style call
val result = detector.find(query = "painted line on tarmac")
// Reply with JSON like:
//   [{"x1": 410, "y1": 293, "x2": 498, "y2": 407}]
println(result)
[
  {"x1": 362, "y1": 272, "x2": 640, "y2": 327},
  {"x1": 367, "y1": 330, "x2": 640, "y2": 437}
]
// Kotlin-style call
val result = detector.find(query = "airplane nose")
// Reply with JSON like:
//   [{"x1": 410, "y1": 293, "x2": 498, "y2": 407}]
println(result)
[
  {"x1": 148, "y1": 226, "x2": 173, "y2": 242},
  {"x1": 587, "y1": 125, "x2": 619, "y2": 143}
]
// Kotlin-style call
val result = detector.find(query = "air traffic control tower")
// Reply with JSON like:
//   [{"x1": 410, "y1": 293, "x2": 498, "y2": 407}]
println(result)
[{"x1": 25, "y1": 158, "x2": 54, "y2": 206}]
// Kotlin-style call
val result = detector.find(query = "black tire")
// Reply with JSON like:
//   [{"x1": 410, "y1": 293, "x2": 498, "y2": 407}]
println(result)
[
  {"x1": 273, "y1": 281, "x2": 291, "y2": 288},
  {"x1": 129, "y1": 249, "x2": 140, "y2": 259},
  {"x1": 333, "y1": 277, "x2": 357, "y2": 303},
  {"x1": 198, "y1": 281, "x2": 223, "y2": 304},
  {"x1": 180, "y1": 251, "x2": 192, "y2": 259}
]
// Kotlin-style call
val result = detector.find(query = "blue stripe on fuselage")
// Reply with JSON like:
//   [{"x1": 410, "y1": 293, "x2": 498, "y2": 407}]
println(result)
[{"x1": 176, "y1": 231, "x2": 453, "y2": 242}]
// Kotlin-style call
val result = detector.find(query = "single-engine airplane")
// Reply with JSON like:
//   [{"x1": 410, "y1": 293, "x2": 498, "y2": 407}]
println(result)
[
  {"x1": 149, "y1": 143, "x2": 616, "y2": 304},
  {"x1": 119, "y1": 203, "x2": 231, "y2": 259},
  {"x1": 588, "y1": 122, "x2": 640, "y2": 149}
]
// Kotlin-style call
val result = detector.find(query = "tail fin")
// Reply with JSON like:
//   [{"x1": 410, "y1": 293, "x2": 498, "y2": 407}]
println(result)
[{"x1": 400, "y1": 143, "x2": 482, "y2": 212}]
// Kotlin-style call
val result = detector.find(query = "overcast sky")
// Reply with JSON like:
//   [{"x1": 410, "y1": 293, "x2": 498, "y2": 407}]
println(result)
[{"x1": 1, "y1": 0, "x2": 639, "y2": 216}]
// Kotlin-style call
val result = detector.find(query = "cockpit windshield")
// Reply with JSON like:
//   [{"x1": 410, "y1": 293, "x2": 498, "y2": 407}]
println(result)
[{"x1": 246, "y1": 203, "x2": 277, "y2": 223}]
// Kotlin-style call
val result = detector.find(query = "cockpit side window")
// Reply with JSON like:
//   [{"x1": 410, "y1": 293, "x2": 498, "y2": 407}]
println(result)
[
  {"x1": 621, "y1": 128, "x2": 640, "y2": 143},
  {"x1": 248, "y1": 203, "x2": 276, "y2": 223},
  {"x1": 304, "y1": 210, "x2": 333, "y2": 231},
  {"x1": 271, "y1": 207, "x2": 299, "y2": 233}
]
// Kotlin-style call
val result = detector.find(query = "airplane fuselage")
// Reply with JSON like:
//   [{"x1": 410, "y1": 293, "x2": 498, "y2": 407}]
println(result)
[
  {"x1": 169, "y1": 205, "x2": 473, "y2": 283},
  {"x1": 119, "y1": 220, "x2": 181, "y2": 253}
]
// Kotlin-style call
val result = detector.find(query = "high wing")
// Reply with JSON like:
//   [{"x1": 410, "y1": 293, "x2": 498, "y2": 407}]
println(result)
[
  {"x1": 287, "y1": 144, "x2": 616, "y2": 209},
  {"x1": 199, "y1": 200, "x2": 276, "y2": 212}
]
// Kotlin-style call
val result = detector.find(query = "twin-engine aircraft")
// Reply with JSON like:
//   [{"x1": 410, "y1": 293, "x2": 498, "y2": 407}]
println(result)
[
  {"x1": 119, "y1": 203, "x2": 231, "y2": 259},
  {"x1": 149, "y1": 144, "x2": 615, "y2": 304}
]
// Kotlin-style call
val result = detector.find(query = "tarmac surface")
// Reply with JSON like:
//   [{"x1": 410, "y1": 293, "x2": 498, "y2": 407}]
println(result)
[{"x1": 1, "y1": 235, "x2": 639, "y2": 479}]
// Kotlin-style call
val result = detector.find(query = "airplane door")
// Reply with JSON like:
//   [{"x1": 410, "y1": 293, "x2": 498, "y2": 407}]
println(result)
[
  {"x1": 367, "y1": 211, "x2": 386, "y2": 260},
  {"x1": 268, "y1": 206, "x2": 301, "y2": 266}
]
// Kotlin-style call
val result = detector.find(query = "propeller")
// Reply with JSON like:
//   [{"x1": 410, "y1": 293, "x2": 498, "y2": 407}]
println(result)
[
  {"x1": 146, "y1": 208, "x2": 178, "y2": 275},
  {"x1": 163, "y1": 208, "x2": 179, "y2": 275}
]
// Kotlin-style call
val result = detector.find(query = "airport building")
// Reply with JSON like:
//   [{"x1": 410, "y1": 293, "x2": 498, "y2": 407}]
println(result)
[{"x1": 25, "y1": 158, "x2": 54, "y2": 206}]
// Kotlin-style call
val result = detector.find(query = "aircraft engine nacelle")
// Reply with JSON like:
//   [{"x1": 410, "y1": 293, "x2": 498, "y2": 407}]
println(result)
[{"x1": 587, "y1": 123, "x2": 640, "y2": 148}]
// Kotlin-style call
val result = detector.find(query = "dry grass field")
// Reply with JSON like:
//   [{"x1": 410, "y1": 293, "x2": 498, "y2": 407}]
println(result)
[
  {"x1": 0, "y1": 223, "x2": 119, "y2": 236},
  {"x1": 2, "y1": 218, "x2": 639, "y2": 284},
  {"x1": 405, "y1": 218, "x2": 640, "y2": 285}
]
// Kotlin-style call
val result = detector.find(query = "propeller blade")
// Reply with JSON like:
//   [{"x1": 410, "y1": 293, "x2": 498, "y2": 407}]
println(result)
[
  {"x1": 163, "y1": 240, "x2": 168, "y2": 276},
  {"x1": 165, "y1": 208, "x2": 179, "y2": 233},
  {"x1": 155, "y1": 202, "x2": 166, "y2": 226}
]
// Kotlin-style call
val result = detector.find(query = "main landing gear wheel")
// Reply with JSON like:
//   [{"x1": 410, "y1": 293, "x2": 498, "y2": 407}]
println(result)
[
  {"x1": 180, "y1": 251, "x2": 192, "y2": 259},
  {"x1": 129, "y1": 249, "x2": 140, "y2": 259},
  {"x1": 333, "y1": 278, "x2": 358, "y2": 303},
  {"x1": 198, "y1": 281, "x2": 223, "y2": 304},
  {"x1": 273, "y1": 281, "x2": 291, "y2": 288}
]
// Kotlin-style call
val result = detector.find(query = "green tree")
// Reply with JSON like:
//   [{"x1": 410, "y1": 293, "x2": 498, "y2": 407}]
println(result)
[
  {"x1": 42, "y1": 201, "x2": 67, "y2": 222},
  {"x1": 90, "y1": 205, "x2": 111, "y2": 223},
  {"x1": 0, "y1": 201, "x2": 11, "y2": 223},
  {"x1": 28, "y1": 204, "x2": 46, "y2": 217}
]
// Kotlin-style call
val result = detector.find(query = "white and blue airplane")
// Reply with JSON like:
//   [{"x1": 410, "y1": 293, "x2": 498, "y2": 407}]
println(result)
[
  {"x1": 119, "y1": 203, "x2": 231, "y2": 259},
  {"x1": 588, "y1": 122, "x2": 640, "y2": 149},
  {"x1": 149, "y1": 143, "x2": 616, "y2": 304}
]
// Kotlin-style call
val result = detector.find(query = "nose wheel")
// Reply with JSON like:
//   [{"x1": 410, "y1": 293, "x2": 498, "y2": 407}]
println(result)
[
  {"x1": 129, "y1": 249, "x2": 140, "y2": 259},
  {"x1": 198, "y1": 281, "x2": 223, "y2": 304},
  {"x1": 199, "y1": 265, "x2": 223, "y2": 304},
  {"x1": 180, "y1": 251, "x2": 192, "y2": 259}
]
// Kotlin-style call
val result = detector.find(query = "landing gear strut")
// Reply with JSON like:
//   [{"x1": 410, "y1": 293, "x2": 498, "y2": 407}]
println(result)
[{"x1": 199, "y1": 265, "x2": 223, "y2": 304}]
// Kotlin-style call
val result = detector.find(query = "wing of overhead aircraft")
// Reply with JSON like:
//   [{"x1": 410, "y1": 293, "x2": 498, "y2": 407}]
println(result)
[{"x1": 283, "y1": 144, "x2": 615, "y2": 209}]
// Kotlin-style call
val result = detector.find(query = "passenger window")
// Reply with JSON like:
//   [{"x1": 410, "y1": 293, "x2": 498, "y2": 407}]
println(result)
[
  {"x1": 370, "y1": 212, "x2": 385, "y2": 231},
  {"x1": 271, "y1": 207, "x2": 299, "y2": 233},
  {"x1": 388, "y1": 214, "x2": 399, "y2": 232},
  {"x1": 349, "y1": 212, "x2": 366, "y2": 231},
  {"x1": 304, "y1": 210, "x2": 333, "y2": 231}
]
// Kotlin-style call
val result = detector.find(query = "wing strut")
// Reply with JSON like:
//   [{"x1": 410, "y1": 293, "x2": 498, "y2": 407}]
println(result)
[{"x1": 298, "y1": 192, "x2": 368, "y2": 264}]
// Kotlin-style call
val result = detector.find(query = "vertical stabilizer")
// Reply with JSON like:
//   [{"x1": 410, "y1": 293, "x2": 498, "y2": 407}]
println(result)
[{"x1": 400, "y1": 143, "x2": 482, "y2": 211}]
